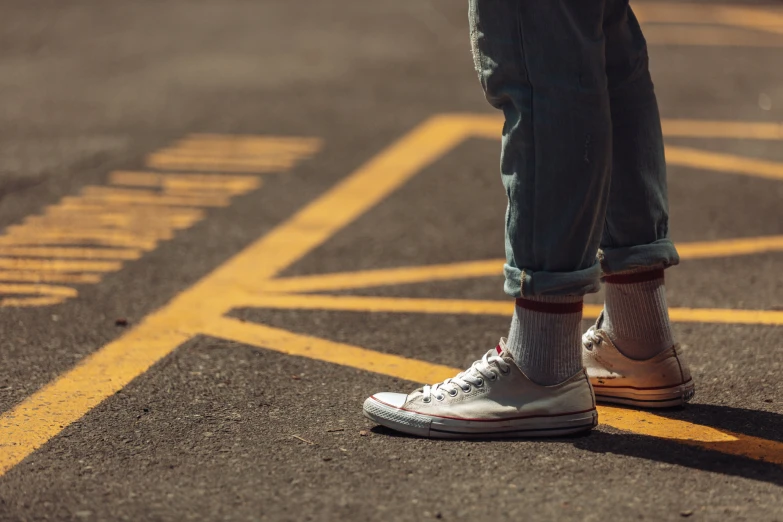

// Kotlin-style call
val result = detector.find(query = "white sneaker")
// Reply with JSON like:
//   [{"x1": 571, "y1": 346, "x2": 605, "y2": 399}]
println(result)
[
  {"x1": 363, "y1": 340, "x2": 597, "y2": 439},
  {"x1": 582, "y1": 326, "x2": 695, "y2": 408}
]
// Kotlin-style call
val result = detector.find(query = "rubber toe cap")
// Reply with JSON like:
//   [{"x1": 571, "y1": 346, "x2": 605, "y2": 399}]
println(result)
[{"x1": 368, "y1": 392, "x2": 407, "y2": 409}]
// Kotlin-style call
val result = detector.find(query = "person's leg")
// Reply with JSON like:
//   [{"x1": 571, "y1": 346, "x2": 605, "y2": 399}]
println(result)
[
  {"x1": 471, "y1": 0, "x2": 612, "y2": 384},
  {"x1": 361, "y1": 0, "x2": 608, "y2": 437},
  {"x1": 581, "y1": 1, "x2": 693, "y2": 408},
  {"x1": 600, "y1": 0, "x2": 679, "y2": 360}
]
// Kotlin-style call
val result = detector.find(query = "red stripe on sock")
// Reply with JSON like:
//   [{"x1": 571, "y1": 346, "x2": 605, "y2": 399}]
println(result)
[
  {"x1": 515, "y1": 298, "x2": 583, "y2": 314},
  {"x1": 604, "y1": 269, "x2": 665, "y2": 285}
]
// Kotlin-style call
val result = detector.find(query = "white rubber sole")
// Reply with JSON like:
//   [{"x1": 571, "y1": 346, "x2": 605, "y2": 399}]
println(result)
[
  {"x1": 592, "y1": 379, "x2": 695, "y2": 408},
  {"x1": 363, "y1": 397, "x2": 597, "y2": 439}
]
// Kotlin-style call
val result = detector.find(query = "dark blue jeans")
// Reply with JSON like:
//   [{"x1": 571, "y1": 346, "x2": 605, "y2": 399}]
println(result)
[{"x1": 469, "y1": 0, "x2": 679, "y2": 297}]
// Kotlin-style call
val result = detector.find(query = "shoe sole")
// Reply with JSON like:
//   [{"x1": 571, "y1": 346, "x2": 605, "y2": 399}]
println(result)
[
  {"x1": 363, "y1": 397, "x2": 598, "y2": 439},
  {"x1": 592, "y1": 379, "x2": 695, "y2": 408}
]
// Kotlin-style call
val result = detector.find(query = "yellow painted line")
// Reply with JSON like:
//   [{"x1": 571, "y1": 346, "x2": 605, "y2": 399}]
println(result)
[
  {"x1": 0, "y1": 284, "x2": 77, "y2": 297},
  {"x1": 676, "y1": 236, "x2": 783, "y2": 259},
  {"x1": 0, "y1": 258, "x2": 121, "y2": 273},
  {"x1": 0, "y1": 247, "x2": 142, "y2": 260},
  {"x1": 80, "y1": 187, "x2": 231, "y2": 207},
  {"x1": 239, "y1": 293, "x2": 518, "y2": 315},
  {"x1": 178, "y1": 134, "x2": 322, "y2": 150},
  {"x1": 661, "y1": 120, "x2": 783, "y2": 141},
  {"x1": 453, "y1": 113, "x2": 783, "y2": 147},
  {"x1": 0, "y1": 115, "x2": 470, "y2": 474},
  {"x1": 634, "y1": 3, "x2": 783, "y2": 36},
  {"x1": 0, "y1": 297, "x2": 67, "y2": 308},
  {"x1": 146, "y1": 135, "x2": 322, "y2": 173},
  {"x1": 0, "y1": 272, "x2": 101, "y2": 284},
  {"x1": 2, "y1": 115, "x2": 781, "y2": 476},
  {"x1": 109, "y1": 171, "x2": 261, "y2": 195},
  {"x1": 264, "y1": 235, "x2": 783, "y2": 294},
  {"x1": 466, "y1": 113, "x2": 783, "y2": 148},
  {"x1": 643, "y1": 25, "x2": 783, "y2": 48},
  {"x1": 668, "y1": 307, "x2": 783, "y2": 326},
  {"x1": 0, "y1": 230, "x2": 160, "y2": 250},
  {"x1": 202, "y1": 317, "x2": 783, "y2": 466},
  {"x1": 38, "y1": 212, "x2": 204, "y2": 232},
  {"x1": 0, "y1": 325, "x2": 194, "y2": 473},
  {"x1": 264, "y1": 259, "x2": 504, "y2": 293},
  {"x1": 204, "y1": 317, "x2": 457, "y2": 383},
  {"x1": 666, "y1": 146, "x2": 783, "y2": 181},
  {"x1": 145, "y1": 154, "x2": 312, "y2": 173},
  {"x1": 23, "y1": 213, "x2": 201, "y2": 233},
  {"x1": 237, "y1": 294, "x2": 783, "y2": 326},
  {"x1": 0, "y1": 135, "x2": 313, "y2": 309},
  {"x1": 598, "y1": 406, "x2": 782, "y2": 465}
]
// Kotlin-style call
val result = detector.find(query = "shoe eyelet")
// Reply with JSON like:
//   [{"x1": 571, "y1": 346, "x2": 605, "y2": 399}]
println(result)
[
  {"x1": 476, "y1": 378, "x2": 484, "y2": 387},
  {"x1": 436, "y1": 395, "x2": 445, "y2": 401},
  {"x1": 461, "y1": 385, "x2": 471, "y2": 393},
  {"x1": 489, "y1": 372, "x2": 497, "y2": 381},
  {"x1": 422, "y1": 397, "x2": 431, "y2": 403},
  {"x1": 500, "y1": 366, "x2": 510, "y2": 375},
  {"x1": 448, "y1": 389, "x2": 458, "y2": 397}
]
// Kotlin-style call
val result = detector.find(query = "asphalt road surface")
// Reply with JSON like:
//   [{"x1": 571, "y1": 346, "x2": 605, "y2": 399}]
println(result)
[{"x1": 1, "y1": 1, "x2": 782, "y2": 521}]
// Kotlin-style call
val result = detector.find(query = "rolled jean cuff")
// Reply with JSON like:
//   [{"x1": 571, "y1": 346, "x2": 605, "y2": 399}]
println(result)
[
  {"x1": 599, "y1": 238, "x2": 680, "y2": 276},
  {"x1": 503, "y1": 261, "x2": 602, "y2": 298}
]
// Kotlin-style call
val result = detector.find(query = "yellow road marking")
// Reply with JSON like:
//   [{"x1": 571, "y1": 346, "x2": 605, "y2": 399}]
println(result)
[
  {"x1": 0, "y1": 297, "x2": 67, "y2": 307},
  {"x1": 677, "y1": 236, "x2": 783, "y2": 259},
  {"x1": 264, "y1": 259, "x2": 504, "y2": 293},
  {"x1": 661, "y1": 120, "x2": 783, "y2": 141},
  {"x1": 0, "y1": 258, "x2": 121, "y2": 273},
  {"x1": 147, "y1": 135, "x2": 322, "y2": 173},
  {"x1": 666, "y1": 146, "x2": 783, "y2": 181},
  {"x1": 0, "y1": 115, "x2": 470, "y2": 474},
  {"x1": 0, "y1": 284, "x2": 77, "y2": 297},
  {"x1": 239, "y1": 294, "x2": 783, "y2": 326},
  {"x1": 0, "y1": 272, "x2": 102, "y2": 284},
  {"x1": 0, "y1": 247, "x2": 142, "y2": 260},
  {"x1": 262, "y1": 236, "x2": 783, "y2": 294},
  {"x1": 0, "y1": 230, "x2": 160, "y2": 250},
  {"x1": 642, "y1": 25, "x2": 783, "y2": 48},
  {"x1": 598, "y1": 407, "x2": 782, "y2": 465},
  {"x1": 461, "y1": 114, "x2": 783, "y2": 143},
  {"x1": 109, "y1": 172, "x2": 260, "y2": 194},
  {"x1": 635, "y1": 3, "x2": 783, "y2": 37},
  {"x1": 35, "y1": 209, "x2": 204, "y2": 231},
  {"x1": 201, "y1": 318, "x2": 783, "y2": 466},
  {"x1": 80, "y1": 187, "x2": 231, "y2": 207},
  {"x1": 1, "y1": 115, "x2": 781, "y2": 475},
  {"x1": 0, "y1": 134, "x2": 317, "y2": 308},
  {"x1": 204, "y1": 317, "x2": 458, "y2": 384}
]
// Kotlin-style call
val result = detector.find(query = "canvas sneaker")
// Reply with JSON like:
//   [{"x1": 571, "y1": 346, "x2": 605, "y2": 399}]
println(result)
[
  {"x1": 363, "y1": 340, "x2": 597, "y2": 439},
  {"x1": 582, "y1": 324, "x2": 695, "y2": 408}
]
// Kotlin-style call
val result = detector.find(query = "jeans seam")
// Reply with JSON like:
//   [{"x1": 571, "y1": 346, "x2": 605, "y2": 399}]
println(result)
[{"x1": 514, "y1": 2, "x2": 537, "y2": 269}]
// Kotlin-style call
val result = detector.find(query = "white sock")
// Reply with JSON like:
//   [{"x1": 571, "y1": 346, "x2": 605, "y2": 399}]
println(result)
[
  {"x1": 602, "y1": 269, "x2": 675, "y2": 360},
  {"x1": 506, "y1": 295, "x2": 584, "y2": 386}
]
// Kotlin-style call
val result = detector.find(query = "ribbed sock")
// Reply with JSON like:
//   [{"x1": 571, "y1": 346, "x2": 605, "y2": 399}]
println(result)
[
  {"x1": 602, "y1": 269, "x2": 675, "y2": 360},
  {"x1": 506, "y1": 295, "x2": 584, "y2": 386}
]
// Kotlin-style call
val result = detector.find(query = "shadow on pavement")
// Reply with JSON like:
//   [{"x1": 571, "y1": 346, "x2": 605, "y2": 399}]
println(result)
[
  {"x1": 653, "y1": 404, "x2": 783, "y2": 443},
  {"x1": 370, "y1": 404, "x2": 783, "y2": 487},
  {"x1": 573, "y1": 430, "x2": 782, "y2": 487}
]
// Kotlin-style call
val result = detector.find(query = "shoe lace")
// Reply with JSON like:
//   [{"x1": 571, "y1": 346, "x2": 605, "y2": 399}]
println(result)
[
  {"x1": 582, "y1": 325, "x2": 603, "y2": 350},
  {"x1": 582, "y1": 311, "x2": 605, "y2": 350},
  {"x1": 421, "y1": 350, "x2": 510, "y2": 402}
]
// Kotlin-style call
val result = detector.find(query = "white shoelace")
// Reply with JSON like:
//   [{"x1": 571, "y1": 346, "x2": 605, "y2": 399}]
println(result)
[
  {"x1": 421, "y1": 349, "x2": 510, "y2": 402},
  {"x1": 582, "y1": 325, "x2": 603, "y2": 350}
]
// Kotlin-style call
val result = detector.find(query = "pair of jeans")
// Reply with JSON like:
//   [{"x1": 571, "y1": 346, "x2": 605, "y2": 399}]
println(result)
[{"x1": 468, "y1": 0, "x2": 679, "y2": 297}]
